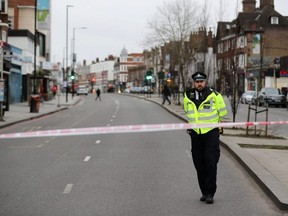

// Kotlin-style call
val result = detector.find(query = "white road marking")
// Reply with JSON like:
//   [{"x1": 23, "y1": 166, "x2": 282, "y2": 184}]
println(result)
[
  {"x1": 37, "y1": 144, "x2": 45, "y2": 148},
  {"x1": 84, "y1": 156, "x2": 91, "y2": 162},
  {"x1": 95, "y1": 140, "x2": 101, "y2": 144},
  {"x1": 63, "y1": 184, "x2": 73, "y2": 194},
  {"x1": 8, "y1": 144, "x2": 44, "y2": 149}
]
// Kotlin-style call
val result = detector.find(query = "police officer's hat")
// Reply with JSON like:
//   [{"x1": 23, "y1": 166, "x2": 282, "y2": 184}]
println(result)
[{"x1": 191, "y1": 72, "x2": 207, "y2": 81}]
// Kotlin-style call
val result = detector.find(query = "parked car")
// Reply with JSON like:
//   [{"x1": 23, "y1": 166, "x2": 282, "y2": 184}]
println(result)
[
  {"x1": 240, "y1": 91, "x2": 255, "y2": 104},
  {"x1": 77, "y1": 85, "x2": 88, "y2": 95},
  {"x1": 124, "y1": 88, "x2": 131, "y2": 93},
  {"x1": 287, "y1": 94, "x2": 288, "y2": 110},
  {"x1": 256, "y1": 87, "x2": 286, "y2": 107}
]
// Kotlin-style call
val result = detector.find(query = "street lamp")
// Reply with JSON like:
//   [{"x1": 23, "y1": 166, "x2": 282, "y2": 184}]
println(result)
[
  {"x1": 72, "y1": 27, "x2": 87, "y2": 57},
  {"x1": 0, "y1": 22, "x2": 9, "y2": 120},
  {"x1": 65, "y1": 5, "x2": 74, "y2": 102},
  {"x1": 274, "y1": 57, "x2": 280, "y2": 88},
  {"x1": 71, "y1": 27, "x2": 87, "y2": 98},
  {"x1": 29, "y1": 0, "x2": 39, "y2": 113}
]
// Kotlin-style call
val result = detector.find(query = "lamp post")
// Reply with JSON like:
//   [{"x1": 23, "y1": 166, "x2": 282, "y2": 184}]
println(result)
[
  {"x1": 65, "y1": 5, "x2": 73, "y2": 102},
  {"x1": 71, "y1": 27, "x2": 87, "y2": 98},
  {"x1": 0, "y1": 23, "x2": 9, "y2": 121},
  {"x1": 29, "y1": 0, "x2": 38, "y2": 113},
  {"x1": 274, "y1": 57, "x2": 280, "y2": 88}
]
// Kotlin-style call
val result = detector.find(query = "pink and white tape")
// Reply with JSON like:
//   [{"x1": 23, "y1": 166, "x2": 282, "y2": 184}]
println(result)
[{"x1": 0, "y1": 121, "x2": 288, "y2": 139}]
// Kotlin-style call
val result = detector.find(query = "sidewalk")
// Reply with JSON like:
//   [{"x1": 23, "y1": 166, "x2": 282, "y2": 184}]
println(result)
[
  {"x1": 0, "y1": 93, "x2": 288, "y2": 210},
  {"x1": 0, "y1": 94, "x2": 80, "y2": 128}
]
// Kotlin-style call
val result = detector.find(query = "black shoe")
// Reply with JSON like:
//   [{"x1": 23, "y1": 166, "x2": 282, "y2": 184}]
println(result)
[
  {"x1": 200, "y1": 195, "x2": 206, "y2": 201},
  {"x1": 206, "y1": 195, "x2": 214, "y2": 204}
]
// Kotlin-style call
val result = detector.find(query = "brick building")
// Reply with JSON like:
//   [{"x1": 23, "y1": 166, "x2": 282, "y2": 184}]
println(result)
[
  {"x1": 216, "y1": 0, "x2": 288, "y2": 93},
  {"x1": 114, "y1": 47, "x2": 144, "y2": 92}
]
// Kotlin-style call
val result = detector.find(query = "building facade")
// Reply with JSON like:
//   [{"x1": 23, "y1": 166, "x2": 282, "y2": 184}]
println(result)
[
  {"x1": 114, "y1": 47, "x2": 144, "y2": 92},
  {"x1": 216, "y1": 0, "x2": 288, "y2": 94}
]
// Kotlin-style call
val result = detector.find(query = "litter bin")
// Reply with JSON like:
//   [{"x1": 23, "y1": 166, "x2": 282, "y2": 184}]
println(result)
[{"x1": 30, "y1": 95, "x2": 40, "y2": 113}]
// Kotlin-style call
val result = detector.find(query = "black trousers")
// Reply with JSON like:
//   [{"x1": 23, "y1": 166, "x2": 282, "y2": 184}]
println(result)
[
  {"x1": 189, "y1": 128, "x2": 220, "y2": 197},
  {"x1": 162, "y1": 95, "x2": 171, "y2": 104}
]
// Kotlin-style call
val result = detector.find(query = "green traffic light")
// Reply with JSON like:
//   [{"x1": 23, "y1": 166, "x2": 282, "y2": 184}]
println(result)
[{"x1": 71, "y1": 70, "x2": 75, "y2": 80}]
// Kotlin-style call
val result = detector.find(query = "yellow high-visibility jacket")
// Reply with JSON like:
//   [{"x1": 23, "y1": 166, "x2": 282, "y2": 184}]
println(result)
[{"x1": 183, "y1": 89, "x2": 227, "y2": 134}]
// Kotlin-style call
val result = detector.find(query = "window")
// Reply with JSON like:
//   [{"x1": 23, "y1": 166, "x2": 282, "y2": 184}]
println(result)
[
  {"x1": 0, "y1": 0, "x2": 7, "y2": 13},
  {"x1": 196, "y1": 62, "x2": 204, "y2": 72},
  {"x1": 38, "y1": 34, "x2": 46, "y2": 57},
  {"x1": 271, "y1": 17, "x2": 279, "y2": 25},
  {"x1": 237, "y1": 36, "x2": 245, "y2": 48}
]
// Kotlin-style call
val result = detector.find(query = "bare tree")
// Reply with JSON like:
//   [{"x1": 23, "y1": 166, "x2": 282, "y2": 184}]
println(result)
[
  {"x1": 145, "y1": 0, "x2": 200, "y2": 91},
  {"x1": 196, "y1": 0, "x2": 216, "y2": 84},
  {"x1": 199, "y1": 0, "x2": 209, "y2": 28}
]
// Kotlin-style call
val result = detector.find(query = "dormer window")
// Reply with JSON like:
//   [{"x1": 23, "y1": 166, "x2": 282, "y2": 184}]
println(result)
[{"x1": 271, "y1": 16, "x2": 279, "y2": 25}]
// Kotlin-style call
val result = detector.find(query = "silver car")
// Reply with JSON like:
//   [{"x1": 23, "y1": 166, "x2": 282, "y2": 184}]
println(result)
[
  {"x1": 77, "y1": 85, "x2": 88, "y2": 95},
  {"x1": 240, "y1": 91, "x2": 255, "y2": 104}
]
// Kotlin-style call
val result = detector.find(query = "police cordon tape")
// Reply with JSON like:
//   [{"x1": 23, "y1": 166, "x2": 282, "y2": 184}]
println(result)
[{"x1": 0, "y1": 121, "x2": 288, "y2": 139}]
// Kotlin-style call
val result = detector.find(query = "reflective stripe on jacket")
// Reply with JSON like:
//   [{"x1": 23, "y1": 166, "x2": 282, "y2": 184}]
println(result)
[{"x1": 183, "y1": 91, "x2": 227, "y2": 134}]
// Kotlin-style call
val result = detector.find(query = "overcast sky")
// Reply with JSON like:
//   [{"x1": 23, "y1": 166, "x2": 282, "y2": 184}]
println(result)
[{"x1": 50, "y1": 0, "x2": 288, "y2": 65}]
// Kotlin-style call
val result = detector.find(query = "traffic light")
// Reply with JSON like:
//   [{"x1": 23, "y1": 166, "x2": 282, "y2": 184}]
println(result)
[
  {"x1": 71, "y1": 70, "x2": 75, "y2": 80},
  {"x1": 146, "y1": 70, "x2": 153, "y2": 80}
]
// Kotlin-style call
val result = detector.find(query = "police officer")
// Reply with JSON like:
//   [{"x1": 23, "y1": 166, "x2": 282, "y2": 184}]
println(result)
[{"x1": 183, "y1": 72, "x2": 227, "y2": 204}]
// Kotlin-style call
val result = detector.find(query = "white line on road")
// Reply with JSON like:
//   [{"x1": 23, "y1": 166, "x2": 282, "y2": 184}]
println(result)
[
  {"x1": 37, "y1": 144, "x2": 45, "y2": 148},
  {"x1": 95, "y1": 140, "x2": 101, "y2": 144},
  {"x1": 84, "y1": 156, "x2": 91, "y2": 162},
  {"x1": 63, "y1": 184, "x2": 73, "y2": 194}
]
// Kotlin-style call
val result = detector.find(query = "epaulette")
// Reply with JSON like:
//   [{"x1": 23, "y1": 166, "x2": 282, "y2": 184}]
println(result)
[{"x1": 210, "y1": 88, "x2": 219, "y2": 95}]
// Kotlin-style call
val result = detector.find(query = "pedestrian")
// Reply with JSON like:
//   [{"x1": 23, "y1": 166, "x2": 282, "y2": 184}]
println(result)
[
  {"x1": 183, "y1": 72, "x2": 228, "y2": 204},
  {"x1": 95, "y1": 88, "x2": 101, "y2": 101},
  {"x1": 162, "y1": 85, "x2": 171, "y2": 105},
  {"x1": 52, "y1": 85, "x2": 57, "y2": 98}
]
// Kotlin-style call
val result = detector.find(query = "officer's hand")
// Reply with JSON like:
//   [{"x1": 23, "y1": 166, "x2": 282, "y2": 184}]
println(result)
[{"x1": 219, "y1": 127, "x2": 224, "y2": 135}]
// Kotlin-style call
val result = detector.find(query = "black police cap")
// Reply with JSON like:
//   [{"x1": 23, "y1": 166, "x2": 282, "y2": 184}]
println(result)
[{"x1": 191, "y1": 72, "x2": 207, "y2": 81}]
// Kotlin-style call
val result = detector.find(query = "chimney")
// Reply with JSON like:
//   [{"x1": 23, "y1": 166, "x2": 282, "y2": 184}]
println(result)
[
  {"x1": 260, "y1": 0, "x2": 274, "y2": 9},
  {"x1": 207, "y1": 28, "x2": 214, "y2": 47},
  {"x1": 242, "y1": 0, "x2": 256, "y2": 13}
]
